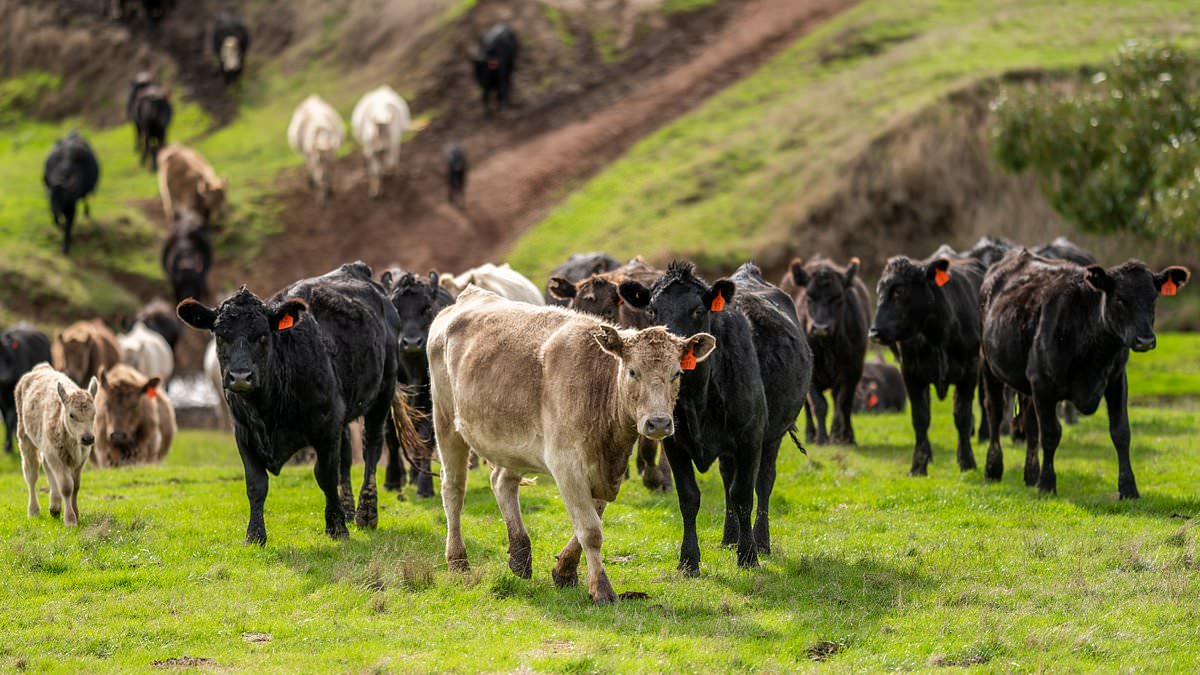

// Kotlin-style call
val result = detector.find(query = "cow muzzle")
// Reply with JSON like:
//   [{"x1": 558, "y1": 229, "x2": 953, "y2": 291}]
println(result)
[
  {"x1": 809, "y1": 323, "x2": 833, "y2": 338},
  {"x1": 226, "y1": 370, "x2": 255, "y2": 394},
  {"x1": 867, "y1": 327, "x2": 885, "y2": 344},
  {"x1": 110, "y1": 431, "x2": 130, "y2": 446},
  {"x1": 1132, "y1": 335, "x2": 1157, "y2": 352},
  {"x1": 640, "y1": 415, "x2": 674, "y2": 441},
  {"x1": 80, "y1": 433, "x2": 95, "y2": 446},
  {"x1": 401, "y1": 336, "x2": 425, "y2": 353}
]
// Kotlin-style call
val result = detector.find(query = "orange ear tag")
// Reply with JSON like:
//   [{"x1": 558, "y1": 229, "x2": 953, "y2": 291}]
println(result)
[
  {"x1": 934, "y1": 268, "x2": 950, "y2": 287},
  {"x1": 277, "y1": 314, "x2": 295, "y2": 330},
  {"x1": 867, "y1": 392, "x2": 879, "y2": 408},
  {"x1": 1162, "y1": 279, "x2": 1178, "y2": 296},
  {"x1": 710, "y1": 291, "x2": 725, "y2": 312},
  {"x1": 616, "y1": 297, "x2": 623, "y2": 306},
  {"x1": 680, "y1": 347, "x2": 697, "y2": 371},
  {"x1": 146, "y1": 386, "x2": 157, "y2": 400}
]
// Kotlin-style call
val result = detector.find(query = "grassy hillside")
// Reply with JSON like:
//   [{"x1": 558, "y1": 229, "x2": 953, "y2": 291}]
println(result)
[
  {"x1": 2, "y1": 333, "x2": 1198, "y2": 672},
  {"x1": 507, "y1": 0, "x2": 1200, "y2": 283}
]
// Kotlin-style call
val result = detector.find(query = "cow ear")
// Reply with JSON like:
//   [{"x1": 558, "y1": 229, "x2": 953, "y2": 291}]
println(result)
[
  {"x1": 143, "y1": 377, "x2": 161, "y2": 399},
  {"x1": 57, "y1": 381, "x2": 68, "y2": 404},
  {"x1": 926, "y1": 259, "x2": 951, "y2": 287},
  {"x1": 547, "y1": 277, "x2": 577, "y2": 301},
  {"x1": 428, "y1": 271, "x2": 440, "y2": 294},
  {"x1": 380, "y1": 270, "x2": 395, "y2": 291},
  {"x1": 98, "y1": 366, "x2": 108, "y2": 389},
  {"x1": 683, "y1": 333, "x2": 716, "y2": 364},
  {"x1": 844, "y1": 257, "x2": 860, "y2": 287},
  {"x1": 1156, "y1": 266, "x2": 1190, "y2": 297},
  {"x1": 592, "y1": 325, "x2": 624, "y2": 359},
  {"x1": 177, "y1": 299, "x2": 217, "y2": 331},
  {"x1": 618, "y1": 281, "x2": 651, "y2": 309},
  {"x1": 87, "y1": 376, "x2": 99, "y2": 398},
  {"x1": 705, "y1": 279, "x2": 735, "y2": 312},
  {"x1": 1085, "y1": 265, "x2": 1115, "y2": 293},
  {"x1": 272, "y1": 298, "x2": 308, "y2": 332},
  {"x1": 439, "y1": 274, "x2": 461, "y2": 296},
  {"x1": 789, "y1": 259, "x2": 808, "y2": 287}
]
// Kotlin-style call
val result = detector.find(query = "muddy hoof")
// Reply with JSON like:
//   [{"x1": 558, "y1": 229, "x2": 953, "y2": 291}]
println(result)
[
  {"x1": 552, "y1": 568, "x2": 578, "y2": 588},
  {"x1": 509, "y1": 552, "x2": 533, "y2": 579},
  {"x1": 245, "y1": 528, "x2": 267, "y2": 546},
  {"x1": 448, "y1": 557, "x2": 470, "y2": 573}
]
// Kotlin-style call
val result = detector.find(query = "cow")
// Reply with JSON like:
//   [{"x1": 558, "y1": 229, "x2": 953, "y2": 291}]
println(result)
[
  {"x1": 472, "y1": 23, "x2": 519, "y2": 117},
  {"x1": 211, "y1": 11, "x2": 250, "y2": 85},
  {"x1": 177, "y1": 262, "x2": 417, "y2": 544},
  {"x1": 117, "y1": 321, "x2": 174, "y2": 383},
  {"x1": 548, "y1": 257, "x2": 671, "y2": 491},
  {"x1": 1034, "y1": 236, "x2": 1095, "y2": 266},
  {"x1": 869, "y1": 253, "x2": 985, "y2": 476},
  {"x1": 110, "y1": 0, "x2": 173, "y2": 21},
  {"x1": 855, "y1": 355, "x2": 906, "y2": 413},
  {"x1": 446, "y1": 143, "x2": 468, "y2": 206},
  {"x1": 135, "y1": 299, "x2": 182, "y2": 351},
  {"x1": 379, "y1": 270, "x2": 454, "y2": 498},
  {"x1": 162, "y1": 209, "x2": 213, "y2": 304},
  {"x1": 15, "y1": 364, "x2": 98, "y2": 527},
  {"x1": 429, "y1": 287, "x2": 716, "y2": 603},
  {"x1": 980, "y1": 251, "x2": 1188, "y2": 498},
  {"x1": 52, "y1": 320, "x2": 120, "y2": 389},
  {"x1": 964, "y1": 235, "x2": 1016, "y2": 268},
  {"x1": 43, "y1": 131, "x2": 100, "y2": 255},
  {"x1": 129, "y1": 78, "x2": 172, "y2": 171},
  {"x1": 779, "y1": 256, "x2": 869, "y2": 446},
  {"x1": 1, "y1": 325, "x2": 52, "y2": 454},
  {"x1": 351, "y1": 86, "x2": 411, "y2": 198},
  {"x1": 288, "y1": 95, "x2": 344, "y2": 202},
  {"x1": 204, "y1": 338, "x2": 229, "y2": 430},
  {"x1": 619, "y1": 262, "x2": 811, "y2": 574},
  {"x1": 91, "y1": 364, "x2": 175, "y2": 467},
  {"x1": 440, "y1": 263, "x2": 544, "y2": 305},
  {"x1": 545, "y1": 252, "x2": 621, "y2": 306},
  {"x1": 157, "y1": 144, "x2": 228, "y2": 223}
]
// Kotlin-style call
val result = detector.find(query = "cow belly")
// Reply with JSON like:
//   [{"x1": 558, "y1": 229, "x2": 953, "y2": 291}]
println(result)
[{"x1": 455, "y1": 418, "x2": 547, "y2": 474}]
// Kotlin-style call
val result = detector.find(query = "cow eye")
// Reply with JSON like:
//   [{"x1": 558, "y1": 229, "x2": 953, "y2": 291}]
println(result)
[
  {"x1": 628, "y1": 369, "x2": 638, "y2": 380},
  {"x1": 692, "y1": 307, "x2": 705, "y2": 319}
]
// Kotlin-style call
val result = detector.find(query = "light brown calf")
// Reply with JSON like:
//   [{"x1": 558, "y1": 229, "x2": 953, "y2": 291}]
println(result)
[
  {"x1": 428, "y1": 287, "x2": 715, "y2": 603},
  {"x1": 52, "y1": 319, "x2": 120, "y2": 388},
  {"x1": 93, "y1": 364, "x2": 176, "y2": 467},
  {"x1": 157, "y1": 144, "x2": 227, "y2": 222},
  {"x1": 15, "y1": 364, "x2": 98, "y2": 527}
]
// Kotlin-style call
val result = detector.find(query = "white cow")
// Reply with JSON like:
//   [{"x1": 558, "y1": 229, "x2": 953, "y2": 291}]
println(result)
[
  {"x1": 117, "y1": 321, "x2": 174, "y2": 383},
  {"x1": 287, "y1": 95, "x2": 344, "y2": 202},
  {"x1": 351, "y1": 86, "x2": 411, "y2": 198},
  {"x1": 439, "y1": 263, "x2": 544, "y2": 305}
]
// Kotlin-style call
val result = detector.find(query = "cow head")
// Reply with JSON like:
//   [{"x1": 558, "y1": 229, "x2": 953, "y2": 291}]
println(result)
[
  {"x1": 57, "y1": 378, "x2": 98, "y2": 448},
  {"x1": 870, "y1": 256, "x2": 952, "y2": 345},
  {"x1": 550, "y1": 275, "x2": 623, "y2": 323},
  {"x1": 592, "y1": 325, "x2": 715, "y2": 441},
  {"x1": 387, "y1": 271, "x2": 453, "y2": 355},
  {"x1": 1085, "y1": 262, "x2": 1190, "y2": 352},
  {"x1": 97, "y1": 365, "x2": 159, "y2": 453},
  {"x1": 220, "y1": 36, "x2": 242, "y2": 72},
  {"x1": 791, "y1": 257, "x2": 859, "y2": 338},
  {"x1": 619, "y1": 260, "x2": 734, "y2": 342},
  {"x1": 56, "y1": 328, "x2": 96, "y2": 387},
  {"x1": 197, "y1": 178, "x2": 228, "y2": 222},
  {"x1": 177, "y1": 287, "x2": 308, "y2": 395}
]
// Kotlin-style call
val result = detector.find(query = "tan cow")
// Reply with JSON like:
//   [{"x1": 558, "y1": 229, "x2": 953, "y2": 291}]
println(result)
[
  {"x1": 428, "y1": 287, "x2": 715, "y2": 603},
  {"x1": 15, "y1": 364, "x2": 98, "y2": 527},
  {"x1": 92, "y1": 364, "x2": 176, "y2": 467},
  {"x1": 157, "y1": 143, "x2": 228, "y2": 222},
  {"x1": 52, "y1": 320, "x2": 120, "y2": 388}
]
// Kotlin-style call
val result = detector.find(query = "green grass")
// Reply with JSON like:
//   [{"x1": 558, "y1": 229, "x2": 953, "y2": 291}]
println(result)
[
  {"x1": 2, "y1": 334, "x2": 1199, "y2": 672},
  {"x1": 506, "y1": 0, "x2": 1200, "y2": 284}
]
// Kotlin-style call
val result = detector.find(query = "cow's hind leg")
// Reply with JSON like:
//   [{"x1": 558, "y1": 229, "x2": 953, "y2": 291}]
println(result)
[
  {"x1": 490, "y1": 466, "x2": 531, "y2": 578},
  {"x1": 436, "y1": 408, "x2": 471, "y2": 571},
  {"x1": 982, "y1": 367, "x2": 1006, "y2": 481},
  {"x1": 831, "y1": 381, "x2": 856, "y2": 445},
  {"x1": 665, "y1": 440, "x2": 703, "y2": 576},
  {"x1": 718, "y1": 456, "x2": 738, "y2": 547},
  {"x1": 19, "y1": 433, "x2": 40, "y2": 517},
  {"x1": 753, "y1": 434, "x2": 783, "y2": 555},
  {"x1": 1031, "y1": 387, "x2": 1062, "y2": 495},
  {"x1": 953, "y1": 377, "x2": 978, "y2": 471},
  {"x1": 313, "y1": 433, "x2": 349, "y2": 540},
  {"x1": 1020, "y1": 394, "x2": 1040, "y2": 486},
  {"x1": 355, "y1": 394, "x2": 391, "y2": 529},
  {"x1": 45, "y1": 463, "x2": 63, "y2": 518},
  {"x1": 383, "y1": 416, "x2": 406, "y2": 493},
  {"x1": 338, "y1": 425, "x2": 355, "y2": 522}
]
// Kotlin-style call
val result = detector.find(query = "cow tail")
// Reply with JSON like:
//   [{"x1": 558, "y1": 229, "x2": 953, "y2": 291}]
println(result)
[
  {"x1": 787, "y1": 423, "x2": 807, "y2": 456},
  {"x1": 390, "y1": 385, "x2": 431, "y2": 467}
]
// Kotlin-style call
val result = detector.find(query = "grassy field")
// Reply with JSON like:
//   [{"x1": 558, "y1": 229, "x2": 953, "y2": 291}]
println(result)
[{"x1": 1, "y1": 333, "x2": 1198, "y2": 672}]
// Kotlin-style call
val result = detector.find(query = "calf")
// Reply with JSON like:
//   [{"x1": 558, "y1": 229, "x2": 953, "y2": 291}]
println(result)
[
  {"x1": 619, "y1": 262, "x2": 811, "y2": 573},
  {"x1": 351, "y1": 86, "x2": 411, "y2": 198},
  {"x1": 92, "y1": 364, "x2": 175, "y2": 467},
  {"x1": 288, "y1": 95, "x2": 344, "y2": 202},
  {"x1": 980, "y1": 251, "x2": 1188, "y2": 498},
  {"x1": 855, "y1": 355, "x2": 906, "y2": 413},
  {"x1": 380, "y1": 270, "x2": 454, "y2": 498},
  {"x1": 15, "y1": 364, "x2": 98, "y2": 527},
  {"x1": 1, "y1": 325, "x2": 52, "y2": 453},
  {"x1": 117, "y1": 321, "x2": 174, "y2": 383},
  {"x1": 157, "y1": 144, "x2": 227, "y2": 223},
  {"x1": 53, "y1": 320, "x2": 120, "y2": 389},
  {"x1": 211, "y1": 11, "x2": 250, "y2": 85},
  {"x1": 43, "y1": 131, "x2": 100, "y2": 255},
  {"x1": 545, "y1": 252, "x2": 621, "y2": 306},
  {"x1": 129, "y1": 79, "x2": 172, "y2": 171},
  {"x1": 779, "y1": 256, "x2": 869, "y2": 445},
  {"x1": 177, "y1": 262, "x2": 412, "y2": 544},
  {"x1": 446, "y1": 144, "x2": 468, "y2": 207},
  {"x1": 162, "y1": 209, "x2": 213, "y2": 303},
  {"x1": 440, "y1": 263, "x2": 544, "y2": 305},
  {"x1": 135, "y1": 299, "x2": 182, "y2": 351},
  {"x1": 429, "y1": 287, "x2": 715, "y2": 603},
  {"x1": 869, "y1": 253, "x2": 985, "y2": 476},
  {"x1": 472, "y1": 23, "x2": 520, "y2": 117}
]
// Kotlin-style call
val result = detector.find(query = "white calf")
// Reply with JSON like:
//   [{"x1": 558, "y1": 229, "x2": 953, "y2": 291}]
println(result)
[
  {"x1": 118, "y1": 321, "x2": 174, "y2": 383},
  {"x1": 440, "y1": 263, "x2": 545, "y2": 305},
  {"x1": 288, "y1": 95, "x2": 344, "y2": 202},
  {"x1": 351, "y1": 86, "x2": 411, "y2": 198}
]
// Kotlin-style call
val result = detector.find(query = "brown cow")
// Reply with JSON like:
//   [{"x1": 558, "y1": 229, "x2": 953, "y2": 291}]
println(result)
[
  {"x1": 52, "y1": 320, "x2": 120, "y2": 388},
  {"x1": 428, "y1": 288, "x2": 715, "y2": 604},
  {"x1": 157, "y1": 144, "x2": 227, "y2": 223},
  {"x1": 92, "y1": 364, "x2": 176, "y2": 467}
]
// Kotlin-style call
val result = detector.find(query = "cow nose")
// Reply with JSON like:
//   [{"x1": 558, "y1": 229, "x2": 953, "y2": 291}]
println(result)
[
  {"x1": 226, "y1": 370, "x2": 254, "y2": 393},
  {"x1": 1132, "y1": 335, "x2": 1157, "y2": 352},
  {"x1": 110, "y1": 431, "x2": 128, "y2": 444},
  {"x1": 868, "y1": 327, "x2": 883, "y2": 344},
  {"x1": 642, "y1": 416, "x2": 674, "y2": 440},
  {"x1": 401, "y1": 336, "x2": 425, "y2": 352},
  {"x1": 80, "y1": 433, "x2": 95, "y2": 446},
  {"x1": 810, "y1": 323, "x2": 832, "y2": 337}
]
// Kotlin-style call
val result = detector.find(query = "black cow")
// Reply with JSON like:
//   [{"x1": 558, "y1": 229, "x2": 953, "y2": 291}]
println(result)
[
  {"x1": 620, "y1": 262, "x2": 811, "y2": 573},
  {"x1": 135, "y1": 299, "x2": 183, "y2": 351},
  {"x1": 870, "y1": 253, "x2": 985, "y2": 476},
  {"x1": 1034, "y1": 236, "x2": 1095, "y2": 266},
  {"x1": 964, "y1": 235, "x2": 1016, "y2": 268},
  {"x1": 545, "y1": 252, "x2": 621, "y2": 306},
  {"x1": 43, "y1": 131, "x2": 100, "y2": 255},
  {"x1": 445, "y1": 144, "x2": 468, "y2": 206},
  {"x1": 212, "y1": 12, "x2": 250, "y2": 85},
  {"x1": 177, "y1": 262, "x2": 406, "y2": 543},
  {"x1": 855, "y1": 356, "x2": 906, "y2": 413},
  {"x1": 129, "y1": 79, "x2": 172, "y2": 170},
  {"x1": 1, "y1": 325, "x2": 52, "y2": 454},
  {"x1": 980, "y1": 251, "x2": 1188, "y2": 498},
  {"x1": 162, "y1": 209, "x2": 213, "y2": 304},
  {"x1": 472, "y1": 23, "x2": 519, "y2": 117},
  {"x1": 111, "y1": 0, "x2": 174, "y2": 21},
  {"x1": 781, "y1": 256, "x2": 869, "y2": 445}
]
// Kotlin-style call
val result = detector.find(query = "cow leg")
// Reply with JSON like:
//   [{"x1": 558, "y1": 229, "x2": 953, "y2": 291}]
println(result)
[
  {"x1": 953, "y1": 377, "x2": 978, "y2": 471},
  {"x1": 62, "y1": 204, "x2": 76, "y2": 255},
  {"x1": 811, "y1": 392, "x2": 830, "y2": 445},
  {"x1": 238, "y1": 446, "x2": 269, "y2": 545},
  {"x1": 555, "y1": 471, "x2": 615, "y2": 604},
  {"x1": 638, "y1": 437, "x2": 669, "y2": 492},
  {"x1": 383, "y1": 415, "x2": 406, "y2": 493},
  {"x1": 3, "y1": 403, "x2": 15, "y2": 452},
  {"x1": 731, "y1": 444, "x2": 760, "y2": 569},
  {"x1": 356, "y1": 396, "x2": 390, "y2": 530},
  {"x1": 58, "y1": 465, "x2": 78, "y2": 527},
  {"x1": 753, "y1": 435, "x2": 782, "y2": 555},
  {"x1": 1021, "y1": 394, "x2": 1040, "y2": 486},
  {"x1": 19, "y1": 434, "x2": 40, "y2": 517},
  {"x1": 906, "y1": 379, "x2": 932, "y2": 476},
  {"x1": 718, "y1": 456, "x2": 738, "y2": 547},
  {"x1": 803, "y1": 398, "x2": 816, "y2": 444},
  {"x1": 664, "y1": 440, "x2": 702, "y2": 576},
  {"x1": 1031, "y1": 388, "x2": 1062, "y2": 495},
  {"x1": 70, "y1": 465, "x2": 82, "y2": 525},
  {"x1": 490, "y1": 466, "x2": 531, "y2": 578},
  {"x1": 1106, "y1": 373, "x2": 1139, "y2": 499},
  {"x1": 413, "y1": 414, "x2": 436, "y2": 498},
  {"x1": 831, "y1": 382, "x2": 856, "y2": 445},
  {"x1": 367, "y1": 156, "x2": 381, "y2": 198},
  {"x1": 313, "y1": 435, "x2": 349, "y2": 540},
  {"x1": 338, "y1": 426, "x2": 355, "y2": 522},
  {"x1": 982, "y1": 367, "x2": 1006, "y2": 481},
  {"x1": 436, "y1": 408, "x2": 471, "y2": 571},
  {"x1": 977, "y1": 368, "x2": 991, "y2": 442},
  {"x1": 46, "y1": 462, "x2": 63, "y2": 518}
]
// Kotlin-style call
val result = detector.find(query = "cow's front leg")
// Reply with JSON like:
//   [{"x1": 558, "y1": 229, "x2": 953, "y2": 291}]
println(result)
[
  {"x1": 338, "y1": 426, "x2": 355, "y2": 522},
  {"x1": 906, "y1": 378, "x2": 932, "y2": 476},
  {"x1": 1106, "y1": 373, "x2": 1139, "y2": 499},
  {"x1": 982, "y1": 366, "x2": 1006, "y2": 481},
  {"x1": 730, "y1": 444, "x2": 760, "y2": 568},
  {"x1": 831, "y1": 381, "x2": 856, "y2": 445},
  {"x1": 664, "y1": 440, "x2": 702, "y2": 576},
  {"x1": 718, "y1": 456, "x2": 738, "y2": 547},
  {"x1": 556, "y1": 471, "x2": 614, "y2": 604},
  {"x1": 356, "y1": 398, "x2": 391, "y2": 530},
  {"x1": 383, "y1": 416, "x2": 405, "y2": 493},
  {"x1": 1031, "y1": 386, "x2": 1062, "y2": 495},
  {"x1": 953, "y1": 376, "x2": 978, "y2": 471},
  {"x1": 313, "y1": 435, "x2": 348, "y2": 540},
  {"x1": 753, "y1": 434, "x2": 782, "y2": 555},
  {"x1": 490, "y1": 466, "x2": 531, "y2": 579},
  {"x1": 811, "y1": 391, "x2": 830, "y2": 445}
]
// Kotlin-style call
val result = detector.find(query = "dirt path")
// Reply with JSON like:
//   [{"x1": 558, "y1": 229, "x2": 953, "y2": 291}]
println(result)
[{"x1": 239, "y1": 0, "x2": 855, "y2": 295}]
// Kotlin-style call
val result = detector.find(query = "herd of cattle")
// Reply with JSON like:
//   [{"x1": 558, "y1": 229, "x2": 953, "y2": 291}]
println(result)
[{"x1": 1, "y1": 230, "x2": 1187, "y2": 602}]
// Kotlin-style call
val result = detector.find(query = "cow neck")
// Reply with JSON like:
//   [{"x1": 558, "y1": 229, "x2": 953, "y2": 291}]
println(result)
[
  {"x1": 1071, "y1": 286, "x2": 1127, "y2": 362},
  {"x1": 915, "y1": 289, "x2": 955, "y2": 348}
]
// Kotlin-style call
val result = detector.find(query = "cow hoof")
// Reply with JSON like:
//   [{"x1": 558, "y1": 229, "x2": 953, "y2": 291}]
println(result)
[
  {"x1": 551, "y1": 568, "x2": 577, "y2": 588},
  {"x1": 326, "y1": 523, "x2": 350, "y2": 540},
  {"x1": 508, "y1": 551, "x2": 533, "y2": 579},
  {"x1": 1023, "y1": 467, "x2": 1039, "y2": 487},
  {"x1": 1036, "y1": 477, "x2": 1057, "y2": 495},
  {"x1": 417, "y1": 488, "x2": 435, "y2": 499},
  {"x1": 737, "y1": 552, "x2": 760, "y2": 569},
  {"x1": 677, "y1": 560, "x2": 700, "y2": 577},
  {"x1": 1118, "y1": 484, "x2": 1140, "y2": 500},
  {"x1": 382, "y1": 481, "x2": 404, "y2": 492},
  {"x1": 591, "y1": 591, "x2": 616, "y2": 605},
  {"x1": 49, "y1": 508, "x2": 61, "y2": 519},
  {"x1": 245, "y1": 530, "x2": 267, "y2": 547},
  {"x1": 617, "y1": 591, "x2": 649, "y2": 601},
  {"x1": 958, "y1": 457, "x2": 978, "y2": 472},
  {"x1": 907, "y1": 468, "x2": 928, "y2": 478}
]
